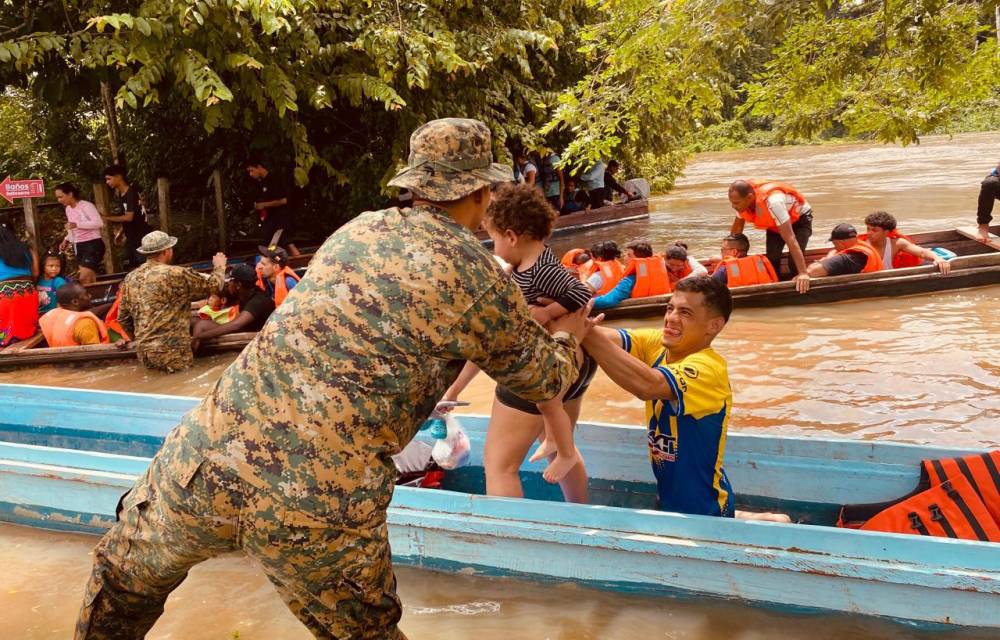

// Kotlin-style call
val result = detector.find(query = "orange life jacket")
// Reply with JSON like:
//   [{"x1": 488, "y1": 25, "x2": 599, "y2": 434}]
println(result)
[
  {"x1": 838, "y1": 451, "x2": 1000, "y2": 543},
  {"x1": 591, "y1": 259, "x2": 625, "y2": 295},
  {"x1": 721, "y1": 255, "x2": 778, "y2": 287},
  {"x1": 738, "y1": 179, "x2": 807, "y2": 232},
  {"x1": 858, "y1": 230, "x2": 923, "y2": 269},
  {"x1": 39, "y1": 307, "x2": 110, "y2": 347},
  {"x1": 256, "y1": 267, "x2": 301, "y2": 307},
  {"x1": 838, "y1": 240, "x2": 883, "y2": 274},
  {"x1": 666, "y1": 260, "x2": 694, "y2": 287},
  {"x1": 104, "y1": 289, "x2": 130, "y2": 342},
  {"x1": 561, "y1": 248, "x2": 587, "y2": 270},
  {"x1": 624, "y1": 257, "x2": 671, "y2": 298}
]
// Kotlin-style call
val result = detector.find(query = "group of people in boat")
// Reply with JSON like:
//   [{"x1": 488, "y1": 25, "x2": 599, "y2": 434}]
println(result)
[
  {"x1": 544, "y1": 180, "x2": 958, "y2": 311},
  {"x1": 0, "y1": 156, "x2": 302, "y2": 352},
  {"x1": 513, "y1": 150, "x2": 645, "y2": 214}
]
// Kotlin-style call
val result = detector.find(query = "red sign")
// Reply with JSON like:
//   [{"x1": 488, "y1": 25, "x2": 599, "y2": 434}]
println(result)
[{"x1": 0, "y1": 177, "x2": 45, "y2": 204}]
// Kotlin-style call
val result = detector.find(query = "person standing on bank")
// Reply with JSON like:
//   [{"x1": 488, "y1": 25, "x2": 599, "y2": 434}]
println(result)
[
  {"x1": 247, "y1": 156, "x2": 301, "y2": 257},
  {"x1": 977, "y1": 161, "x2": 999, "y2": 243},
  {"x1": 539, "y1": 150, "x2": 565, "y2": 211},
  {"x1": 116, "y1": 231, "x2": 227, "y2": 373},
  {"x1": 74, "y1": 118, "x2": 587, "y2": 640},
  {"x1": 101, "y1": 165, "x2": 153, "y2": 270},
  {"x1": 727, "y1": 179, "x2": 813, "y2": 293},
  {"x1": 55, "y1": 182, "x2": 106, "y2": 285}
]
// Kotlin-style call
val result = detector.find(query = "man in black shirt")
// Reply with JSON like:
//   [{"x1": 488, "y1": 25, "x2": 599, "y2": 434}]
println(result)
[
  {"x1": 102, "y1": 165, "x2": 154, "y2": 269},
  {"x1": 191, "y1": 264, "x2": 275, "y2": 349},
  {"x1": 604, "y1": 160, "x2": 635, "y2": 204},
  {"x1": 247, "y1": 157, "x2": 300, "y2": 256},
  {"x1": 807, "y1": 223, "x2": 881, "y2": 277}
]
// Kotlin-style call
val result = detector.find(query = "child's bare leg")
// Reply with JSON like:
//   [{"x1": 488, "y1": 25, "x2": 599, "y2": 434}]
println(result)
[
  {"x1": 483, "y1": 399, "x2": 544, "y2": 498},
  {"x1": 529, "y1": 345, "x2": 585, "y2": 463},
  {"x1": 536, "y1": 400, "x2": 582, "y2": 484},
  {"x1": 735, "y1": 510, "x2": 792, "y2": 523}
]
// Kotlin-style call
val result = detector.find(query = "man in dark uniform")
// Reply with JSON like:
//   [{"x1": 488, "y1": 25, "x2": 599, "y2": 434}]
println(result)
[
  {"x1": 75, "y1": 118, "x2": 590, "y2": 640},
  {"x1": 247, "y1": 156, "x2": 301, "y2": 256}
]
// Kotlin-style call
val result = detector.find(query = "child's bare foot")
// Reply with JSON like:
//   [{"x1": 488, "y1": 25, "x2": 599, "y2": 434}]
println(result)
[
  {"x1": 735, "y1": 510, "x2": 792, "y2": 523},
  {"x1": 529, "y1": 438, "x2": 557, "y2": 463},
  {"x1": 542, "y1": 448, "x2": 584, "y2": 484}
]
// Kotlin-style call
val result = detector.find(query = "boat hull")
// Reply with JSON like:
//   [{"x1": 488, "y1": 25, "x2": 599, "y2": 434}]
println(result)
[{"x1": 0, "y1": 384, "x2": 997, "y2": 628}]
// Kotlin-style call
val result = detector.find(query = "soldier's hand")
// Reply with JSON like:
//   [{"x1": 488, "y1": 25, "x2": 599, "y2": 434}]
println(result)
[
  {"x1": 548, "y1": 300, "x2": 595, "y2": 343},
  {"x1": 212, "y1": 252, "x2": 227, "y2": 269}
]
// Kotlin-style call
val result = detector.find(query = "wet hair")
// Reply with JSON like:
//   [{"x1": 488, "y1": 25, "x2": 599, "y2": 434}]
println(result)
[
  {"x1": 486, "y1": 183, "x2": 556, "y2": 240},
  {"x1": 675, "y1": 274, "x2": 733, "y2": 322},
  {"x1": 247, "y1": 153, "x2": 266, "y2": 168},
  {"x1": 0, "y1": 223, "x2": 30, "y2": 269},
  {"x1": 723, "y1": 233, "x2": 750, "y2": 254},
  {"x1": 864, "y1": 210, "x2": 897, "y2": 232},
  {"x1": 572, "y1": 251, "x2": 592, "y2": 266},
  {"x1": 589, "y1": 240, "x2": 622, "y2": 261},
  {"x1": 55, "y1": 282, "x2": 86, "y2": 306},
  {"x1": 665, "y1": 242, "x2": 688, "y2": 262},
  {"x1": 729, "y1": 180, "x2": 753, "y2": 197},
  {"x1": 54, "y1": 182, "x2": 81, "y2": 199},
  {"x1": 102, "y1": 164, "x2": 127, "y2": 180},
  {"x1": 626, "y1": 240, "x2": 654, "y2": 258}
]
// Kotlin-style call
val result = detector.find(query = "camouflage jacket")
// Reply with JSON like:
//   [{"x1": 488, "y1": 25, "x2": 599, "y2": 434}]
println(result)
[
  {"x1": 119, "y1": 261, "x2": 225, "y2": 353},
  {"x1": 167, "y1": 205, "x2": 579, "y2": 527}
]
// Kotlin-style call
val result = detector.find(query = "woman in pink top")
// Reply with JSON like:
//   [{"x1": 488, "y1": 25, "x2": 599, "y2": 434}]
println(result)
[{"x1": 55, "y1": 182, "x2": 106, "y2": 284}]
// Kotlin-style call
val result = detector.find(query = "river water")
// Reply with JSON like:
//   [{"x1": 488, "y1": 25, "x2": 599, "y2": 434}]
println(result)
[{"x1": 1, "y1": 133, "x2": 998, "y2": 638}]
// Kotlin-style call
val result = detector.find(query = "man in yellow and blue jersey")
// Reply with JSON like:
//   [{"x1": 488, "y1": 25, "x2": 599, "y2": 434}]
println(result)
[{"x1": 583, "y1": 274, "x2": 735, "y2": 517}]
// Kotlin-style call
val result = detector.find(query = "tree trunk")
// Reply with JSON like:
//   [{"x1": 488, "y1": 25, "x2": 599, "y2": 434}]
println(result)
[{"x1": 100, "y1": 81, "x2": 122, "y2": 165}]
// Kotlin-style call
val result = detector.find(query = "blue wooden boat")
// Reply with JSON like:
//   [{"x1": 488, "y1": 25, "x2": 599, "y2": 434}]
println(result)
[{"x1": 0, "y1": 383, "x2": 996, "y2": 629}]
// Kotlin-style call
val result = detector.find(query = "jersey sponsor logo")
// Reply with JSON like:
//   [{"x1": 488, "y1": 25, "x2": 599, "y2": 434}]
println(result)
[
  {"x1": 682, "y1": 364, "x2": 699, "y2": 379},
  {"x1": 648, "y1": 430, "x2": 677, "y2": 462}
]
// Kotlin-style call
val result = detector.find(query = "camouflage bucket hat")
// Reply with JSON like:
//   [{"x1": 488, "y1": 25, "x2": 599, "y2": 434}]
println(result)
[{"x1": 387, "y1": 118, "x2": 513, "y2": 201}]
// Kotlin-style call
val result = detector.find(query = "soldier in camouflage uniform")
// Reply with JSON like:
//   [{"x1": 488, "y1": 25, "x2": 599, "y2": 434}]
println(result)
[
  {"x1": 76, "y1": 118, "x2": 591, "y2": 640},
  {"x1": 117, "y1": 231, "x2": 227, "y2": 372}
]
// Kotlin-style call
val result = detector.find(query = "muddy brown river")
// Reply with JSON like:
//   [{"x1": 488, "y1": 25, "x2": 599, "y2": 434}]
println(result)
[{"x1": 1, "y1": 132, "x2": 998, "y2": 638}]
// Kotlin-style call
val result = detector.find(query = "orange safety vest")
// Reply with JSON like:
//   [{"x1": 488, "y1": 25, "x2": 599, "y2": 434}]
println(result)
[
  {"x1": 257, "y1": 267, "x2": 301, "y2": 307},
  {"x1": 858, "y1": 230, "x2": 923, "y2": 269},
  {"x1": 104, "y1": 288, "x2": 130, "y2": 342},
  {"x1": 738, "y1": 179, "x2": 807, "y2": 232},
  {"x1": 561, "y1": 248, "x2": 587, "y2": 270},
  {"x1": 838, "y1": 451, "x2": 1000, "y2": 543},
  {"x1": 624, "y1": 257, "x2": 671, "y2": 298},
  {"x1": 590, "y1": 259, "x2": 625, "y2": 295},
  {"x1": 838, "y1": 240, "x2": 883, "y2": 274},
  {"x1": 721, "y1": 255, "x2": 778, "y2": 287},
  {"x1": 39, "y1": 307, "x2": 110, "y2": 347}
]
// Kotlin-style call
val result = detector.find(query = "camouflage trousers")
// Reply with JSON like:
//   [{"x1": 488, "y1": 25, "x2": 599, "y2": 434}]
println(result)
[
  {"x1": 75, "y1": 435, "x2": 406, "y2": 640},
  {"x1": 135, "y1": 345, "x2": 194, "y2": 373}
]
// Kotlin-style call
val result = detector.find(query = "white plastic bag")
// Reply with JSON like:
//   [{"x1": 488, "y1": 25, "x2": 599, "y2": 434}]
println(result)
[{"x1": 430, "y1": 413, "x2": 471, "y2": 470}]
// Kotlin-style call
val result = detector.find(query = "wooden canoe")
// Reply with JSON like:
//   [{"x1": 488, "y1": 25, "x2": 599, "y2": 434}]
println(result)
[
  {"x1": 0, "y1": 332, "x2": 255, "y2": 369},
  {"x1": 0, "y1": 383, "x2": 996, "y2": 629},
  {"x1": 602, "y1": 225, "x2": 1000, "y2": 319},
  {"x1": 476, "y1": 198, "x2": 649, "y2": 245}
]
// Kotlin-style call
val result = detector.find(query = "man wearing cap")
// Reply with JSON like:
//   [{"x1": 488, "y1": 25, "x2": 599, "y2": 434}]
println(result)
[
  {"x1": 256, "y1": 244, "x2": 301, "y2": 306},
  {"x1": 191, "y1": 264, "x2": 276, "y2": 347},
  {"x1": 75, "y1": 118, "x2": 589, "y2": 640},
  {"x1": 116, "y1": 230, "x2": 227, "y2": 372},
  {"x1": 806, "y1": 223, "x2": 883, "y2": 277}
]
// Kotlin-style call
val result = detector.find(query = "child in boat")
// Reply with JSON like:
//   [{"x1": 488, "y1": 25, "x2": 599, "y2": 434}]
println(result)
[
  {"x1": 442, "y1": 183, "x2": 595, "y2": 490},
  {"x1": 197, "y1": 290, "x2": 236, "y2": 325},
  {"x1": 37, "y1": 253, "x2": 69, "y2": 315}
]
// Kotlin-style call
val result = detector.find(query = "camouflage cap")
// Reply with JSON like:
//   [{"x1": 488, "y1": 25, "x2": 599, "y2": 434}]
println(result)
[
  {"x1": 387, "y1": 118, "x2": 513, "y2": 201},
  {"x1": 136, "y1": 230, "x2": 178, "y2": 254}
]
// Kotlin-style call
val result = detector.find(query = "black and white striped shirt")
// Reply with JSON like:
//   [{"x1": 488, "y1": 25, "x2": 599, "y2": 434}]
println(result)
[{"x1": 511, "y1": 247, "x2": 593, "y2": 312}]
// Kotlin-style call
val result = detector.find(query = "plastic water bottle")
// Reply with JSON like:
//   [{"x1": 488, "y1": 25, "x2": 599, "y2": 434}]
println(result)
[{"x1": 930, "y1": 247, "x2": 957, "y2": 261}]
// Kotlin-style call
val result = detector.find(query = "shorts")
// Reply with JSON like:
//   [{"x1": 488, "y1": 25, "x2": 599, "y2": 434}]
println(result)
[
  {"x1": 76, "y1": 239, "x2": 106, "y2": 270},
  {"x1": 262, "y1": 212, "x2": 294, "y2": 245},
  {"x1": 495, "y1": 351, "x2": 598, "y2": 415}
]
